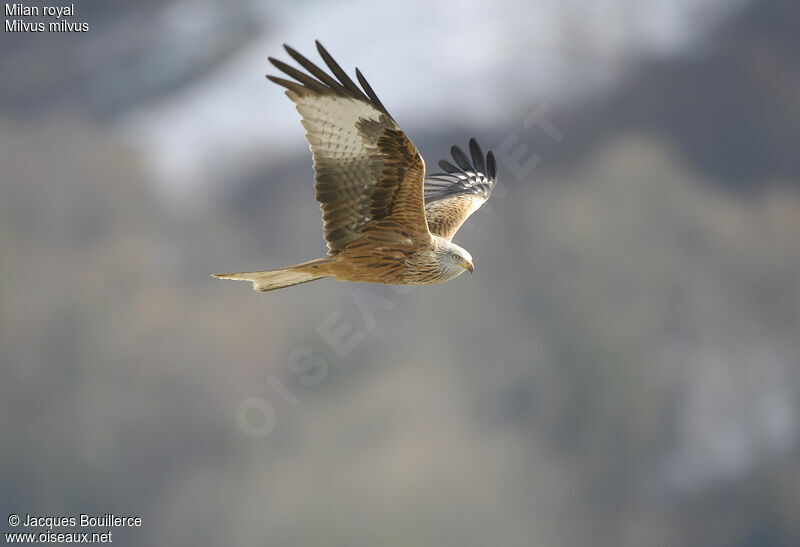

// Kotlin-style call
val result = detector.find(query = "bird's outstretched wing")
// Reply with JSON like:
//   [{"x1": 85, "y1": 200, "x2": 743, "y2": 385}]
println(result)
[
  {"x1": 268, "y1": 41, "x2": 430, "y2": 253},
  {"x1": 424, "y1": 138, "x2": 497, "y2": 240}
]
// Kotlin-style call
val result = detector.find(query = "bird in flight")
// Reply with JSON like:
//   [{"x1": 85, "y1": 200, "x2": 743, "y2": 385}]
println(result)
[{"x1": 213, "y1": 41, "x2": 497, "y2": 292}]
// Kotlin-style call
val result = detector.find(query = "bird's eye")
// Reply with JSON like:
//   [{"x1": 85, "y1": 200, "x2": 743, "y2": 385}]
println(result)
[{"x1": 451, "y1": 253, "x2": 460, "y2": 261}]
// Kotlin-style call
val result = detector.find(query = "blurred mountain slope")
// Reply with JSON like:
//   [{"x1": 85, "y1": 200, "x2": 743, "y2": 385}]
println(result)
[
  {"x1": 2, "y1": 112, "x2": 799, "y2": 545},
  {"x1": 505, "y1": 0, "x2": 800, "y2": 192}
]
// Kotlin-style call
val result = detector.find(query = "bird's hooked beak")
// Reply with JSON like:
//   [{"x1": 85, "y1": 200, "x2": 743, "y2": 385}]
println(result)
[{"x1": 462, "y1": 260, "x2": 474, "y2": 274}]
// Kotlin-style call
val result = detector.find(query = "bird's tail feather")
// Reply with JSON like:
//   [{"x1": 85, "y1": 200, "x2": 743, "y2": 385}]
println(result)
[{"x1": 212, "y1": 257, "x2": 334, "y2": 292}]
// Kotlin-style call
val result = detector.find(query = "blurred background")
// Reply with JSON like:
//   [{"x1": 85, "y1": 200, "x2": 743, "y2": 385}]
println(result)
[{"x1": 2, "y1": 0, "x2": 799, "y2": 545}]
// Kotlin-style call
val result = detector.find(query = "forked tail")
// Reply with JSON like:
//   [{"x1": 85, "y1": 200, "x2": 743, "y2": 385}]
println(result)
[{"x1": 212, "y1": 257, "x2": 334, "y2": 292}]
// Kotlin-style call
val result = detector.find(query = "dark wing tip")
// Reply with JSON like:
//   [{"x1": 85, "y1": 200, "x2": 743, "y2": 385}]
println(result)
[
  {"x1": 314, "y1": 40, "x2": 330, "y2": 61},
  {"x1": 450, "y1": 145, "x2": 472, "y2": 171},
  {"x1": 266, "y1": 75, "x2": 305, "y2": 95},
  {"x1": 282, "y1": 43, "x2": 301, "y2": 60},
  {"x1": 355, "y1": 67, "x2": 390, "y2": 116},
  {"x1": 314, "y1": 41, "x2": 382, "y2": 108},
  {"x1": 486, "y1": 150, "x2": 497, "y2": 179},
  {"x1": 468, "y1": 138, "x2": 486, "y2": 173},
  {"x1": 267, "y1": 41, "x2": 391, "y2": 116},
  {"x1": 434, "y1": 138, "x2": 498, "y2": 180},
  {"x1": 438, "y1": 159, "x2": 461, "y2": 173}
]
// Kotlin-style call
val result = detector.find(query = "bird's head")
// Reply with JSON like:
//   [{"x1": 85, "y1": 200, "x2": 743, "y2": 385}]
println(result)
[{"x1": 437, "y1": 240, "x2": 474, "y2": 279}]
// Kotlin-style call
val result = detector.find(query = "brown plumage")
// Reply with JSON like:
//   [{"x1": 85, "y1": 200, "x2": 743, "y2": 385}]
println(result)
[{"x1": 213, "y1": 41, "x2": 497, "y2": 292}]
